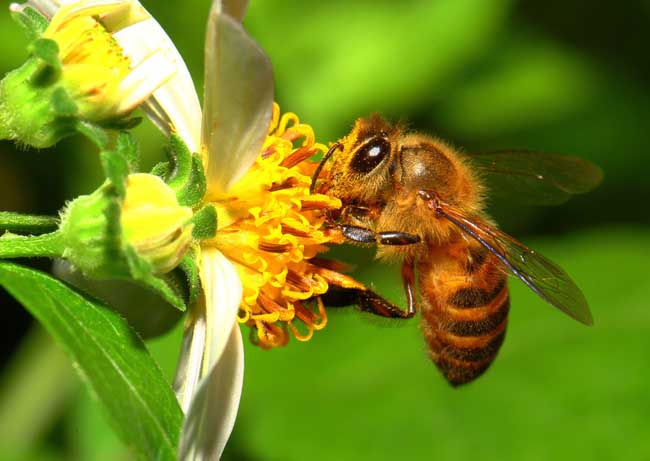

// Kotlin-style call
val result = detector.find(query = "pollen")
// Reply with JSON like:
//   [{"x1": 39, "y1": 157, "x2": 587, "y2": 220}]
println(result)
[{"x1": 206, "y1": 104, "x2": 357, "y2": 348}]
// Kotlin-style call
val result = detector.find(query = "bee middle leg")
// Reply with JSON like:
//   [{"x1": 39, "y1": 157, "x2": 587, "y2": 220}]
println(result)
[
  {"x1": 339, "y1": 205, "x2": 421, "y2": 246},
  {"x1": 341, "y1": 225, "x2": 421, "y2": 245}
]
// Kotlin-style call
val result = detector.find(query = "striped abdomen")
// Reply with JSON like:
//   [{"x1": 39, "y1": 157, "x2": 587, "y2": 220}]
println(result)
[{"x1": 418, "y1": 242, "x2": 509, "y2": 386}]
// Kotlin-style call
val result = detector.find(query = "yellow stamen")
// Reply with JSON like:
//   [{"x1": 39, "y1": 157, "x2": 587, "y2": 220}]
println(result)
[{"x1": 204, "y1": 104, "x2": 346, "y2": 348}]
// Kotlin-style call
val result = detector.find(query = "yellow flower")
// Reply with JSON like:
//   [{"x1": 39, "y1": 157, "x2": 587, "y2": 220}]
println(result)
[
  {"x1": 40, "y1": 1, "x2": 157, "y2": 120},
  {"x1": 6, "y1": 0, "x2": 201, "y2": 148},
  {"x1": 150, "y1": 2, "x2": 358, "y2": 459},
  {"x1": 206, "y1": 103, "x2": 343, "y2": 348}
]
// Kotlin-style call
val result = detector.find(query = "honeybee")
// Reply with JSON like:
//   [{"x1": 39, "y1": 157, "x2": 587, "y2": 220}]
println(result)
[{"x1": 311, "y1": 114, "x2": 602, "y2": 386}]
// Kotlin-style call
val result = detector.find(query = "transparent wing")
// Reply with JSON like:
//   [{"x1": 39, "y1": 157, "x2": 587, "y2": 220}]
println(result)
[
  {"x1": 467, "y1": 151, "x2": 603, "y2": 206},
  {"x1": 202, "y1": 5, "x2": 274, "y2": 196},
  {"x1": 438, "y1": 203, "x2": 593, "y2": 325}
]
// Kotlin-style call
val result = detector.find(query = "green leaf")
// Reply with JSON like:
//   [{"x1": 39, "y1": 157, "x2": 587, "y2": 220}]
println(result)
[{"x1": 0, "y1": 263, "x2": 183, "y2": 461}]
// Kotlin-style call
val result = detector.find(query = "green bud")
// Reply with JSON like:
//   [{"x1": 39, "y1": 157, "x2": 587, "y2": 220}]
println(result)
[
  {"x1": 60, "y1": 174, "x2": 194, "y2": 279},
  {"x1": 0, "y1": 49, "x2": 77, "y2": 148}
]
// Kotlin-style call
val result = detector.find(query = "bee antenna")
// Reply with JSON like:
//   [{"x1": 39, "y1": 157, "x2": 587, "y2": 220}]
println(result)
[{"x1": 310, "y1": 142, "x2": 342, "y2": 194}]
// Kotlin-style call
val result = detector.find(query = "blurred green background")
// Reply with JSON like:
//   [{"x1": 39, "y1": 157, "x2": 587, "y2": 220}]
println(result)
[{"x1": 1, "y1": 0, "x2": 649, "y2": 460}]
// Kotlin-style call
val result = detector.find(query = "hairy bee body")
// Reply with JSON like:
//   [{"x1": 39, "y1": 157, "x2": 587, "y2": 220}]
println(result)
[
  {"x1": 419, "y1": 239, "x2": 509, "y2": 385},
  {"x1": 314, "y1": 114, "x2": 597, "y2": 386}
]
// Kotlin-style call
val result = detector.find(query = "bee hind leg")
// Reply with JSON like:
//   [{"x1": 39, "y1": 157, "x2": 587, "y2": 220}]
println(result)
[{"x1": 321, "y1": 285, "x2": 415, "y2": 319}]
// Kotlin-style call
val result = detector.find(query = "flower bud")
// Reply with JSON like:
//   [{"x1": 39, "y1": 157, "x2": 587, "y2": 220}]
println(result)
[
  {"x1": 0, "y1": 2, "x2": 176, "y2": 147},
  {"x1": 60, "y1": 173, "x2": 193, "y2": 279}
]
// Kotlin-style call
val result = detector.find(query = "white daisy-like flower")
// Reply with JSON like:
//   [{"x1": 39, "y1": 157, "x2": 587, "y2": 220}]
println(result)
[
  {"x1": 9, "y1": 0, "x2": 201, "y2": 150},
  {"x1": 151, "y1": 2, "x2": 346, "y2": 459}
]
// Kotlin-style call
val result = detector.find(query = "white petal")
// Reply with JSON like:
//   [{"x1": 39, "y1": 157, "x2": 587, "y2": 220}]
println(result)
[
  {"x1": 114, "y1": 18, "x2": 202, "y2": 153},
  {"x1": 179, "y1": 324, "x2": 244, "y2": 461},
  {"x1": 173, "y1": 297, "x2": 208, "y2": 412},
  {"x1": 202, "y1": 11, "x2": 274, "y2": 196},
  {"x1": 20, "y1": 0, "x2": 125, "y2": 20},
  {"x1": 116, "y1": 49, "x2": 176, "y2": 114},
  {"x1": 173, "y1": 248, "x2": 242, "y2": 411},
  {"x1": 210, "y1": 0, "x2": 249, "y2": 22}
]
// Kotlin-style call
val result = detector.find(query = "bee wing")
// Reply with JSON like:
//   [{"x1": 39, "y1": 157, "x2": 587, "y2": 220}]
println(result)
[
  {"x1": 438, "y1": 203, "x2": 593, "y2": 325},
  {"x1": 202, "y1": 6, "x2": 274, "y2": 196},
  {"x1": 467, "y1": 151, "x2": 603, "y2": 206}
]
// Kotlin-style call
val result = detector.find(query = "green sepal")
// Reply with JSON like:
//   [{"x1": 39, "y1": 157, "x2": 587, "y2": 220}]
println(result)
[
  {"x1": 159, "y1": 134, "x2": 207, "y2": 207},
  {"x1": 124, "y1": 246, "x2": 186, "y2": 312},
  {"x1": 165, "y1": 134, "x2": 193, "y2": 190},
  {"x1": 188, "y1": 205, "x2": 218, "y2": 240},
  {"x1": 182, "y1": 155, "x2": 208, "y2": 207},
  {"x1": 10, "y1": 6, "x2": 49, "y2": 41},
  {"x1": 150, "y1": 160, "x2": 170, "y2": 178},
  {"x1": 179, "y1": 246, "x2": 202, "y2": 304},
  {"x1": 51, "y1": 87, "x2": 78, "y2": 117},
  {"x1": 29, "y1": 38, "x2": 60, "y2": 69},
  {"x1": 28, "y1": 39, "x2": 61, "y2": 87}
]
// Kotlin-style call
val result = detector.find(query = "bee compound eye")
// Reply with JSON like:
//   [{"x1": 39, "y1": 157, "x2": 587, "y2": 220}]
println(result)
[{"x1": 350, "y1": 137, "x2": 391, "y2": 174}]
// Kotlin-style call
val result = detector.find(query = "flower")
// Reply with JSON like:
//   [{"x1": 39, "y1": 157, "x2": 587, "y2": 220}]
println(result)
[
  {"x1": 2, "y1": 0, "x2": 200, "y2": 148},
  {"x1": 60, "y1": 172, "x2": 193, "y2": 278},
  {"x1": 155, "y1": 2, "x2": 359, "y2": 459},
  {"x1": 13, "y1": 0, "x2": 356, "y2": 458}
]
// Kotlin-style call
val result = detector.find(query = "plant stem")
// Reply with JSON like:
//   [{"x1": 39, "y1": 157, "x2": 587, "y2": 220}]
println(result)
[
  {"x1": 0, "y1": 231, "x2": 64, "y2": 259},
  {"x1": 0, "y1": 212, "x2": 59, "y2": 234}
]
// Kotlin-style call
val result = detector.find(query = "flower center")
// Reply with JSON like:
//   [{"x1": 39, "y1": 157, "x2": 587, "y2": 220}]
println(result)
[{"x1": 205, "y1": 104, "x2": 353, "y2": 348}]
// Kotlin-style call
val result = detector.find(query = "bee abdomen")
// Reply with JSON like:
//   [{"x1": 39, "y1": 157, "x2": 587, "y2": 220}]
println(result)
[{"x1": 422, "y1": 275, "x2": 510, "y2": 386}]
